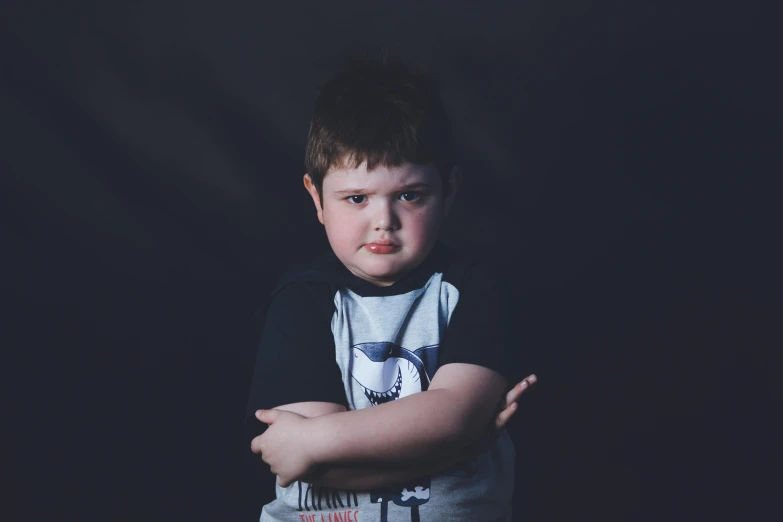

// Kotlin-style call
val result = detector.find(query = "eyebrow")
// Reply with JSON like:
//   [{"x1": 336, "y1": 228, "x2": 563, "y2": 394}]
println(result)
[{"x1": 333, "y1": 183, "x2": 433, "y2": 196}]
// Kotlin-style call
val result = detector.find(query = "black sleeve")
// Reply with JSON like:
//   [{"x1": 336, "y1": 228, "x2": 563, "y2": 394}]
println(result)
[
  {"x1": 439, "y1": 264, "x2": 521, "y2": 386},
  {"x1": 244, "y1": 280, "x2": 347, "y2": 419},
  {"x1": 242, "y1": 279, "x2": 348, "y2": 500}
]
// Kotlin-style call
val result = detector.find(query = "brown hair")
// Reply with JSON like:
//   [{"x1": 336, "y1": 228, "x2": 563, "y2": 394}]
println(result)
[{"x1": 305, "y1": 57, "x2": 455, "y2": 196}]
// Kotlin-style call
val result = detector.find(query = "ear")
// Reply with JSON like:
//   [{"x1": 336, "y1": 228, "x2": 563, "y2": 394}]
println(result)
[
  {"x1": 443, "y1": 167, "x2": 462, "y2": 217},
  {"x1": 303, "y1": 174, "x2": 325, "y2": 225}
]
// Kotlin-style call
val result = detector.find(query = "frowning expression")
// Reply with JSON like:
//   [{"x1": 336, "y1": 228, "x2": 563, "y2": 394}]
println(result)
[{"x1": 305, "y1": 161, "x2": 457, "y2": 286}]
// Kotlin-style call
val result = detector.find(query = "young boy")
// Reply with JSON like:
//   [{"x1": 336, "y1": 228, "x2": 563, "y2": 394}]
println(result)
[{"x1": 246, "y1": 58, "x2": 536, "y2": 522}]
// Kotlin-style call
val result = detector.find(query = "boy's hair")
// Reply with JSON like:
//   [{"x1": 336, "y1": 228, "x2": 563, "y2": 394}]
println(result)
[{"x1": 305, "y1": 57, "x2": 456, "y2": 197}]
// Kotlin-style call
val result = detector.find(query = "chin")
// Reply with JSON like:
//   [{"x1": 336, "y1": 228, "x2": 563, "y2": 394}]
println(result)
[
  {"x1": 352, "y1": 256, "x2": 395, "y2": 272},
  {"x1": 358, "y1": 265, "x2": 399, "y2": 280},
  {"x1": 364, "y1": 264, "x2": 415, "y2": 283}
]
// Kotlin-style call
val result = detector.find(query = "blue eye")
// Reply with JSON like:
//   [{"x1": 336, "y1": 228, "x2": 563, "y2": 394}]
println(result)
[
  {"x1": 400, "y1": 191, "x2": 421, "y2": 202},
  {"x1": 347, "y1": 195, "x2": 367, "y2": 204}
]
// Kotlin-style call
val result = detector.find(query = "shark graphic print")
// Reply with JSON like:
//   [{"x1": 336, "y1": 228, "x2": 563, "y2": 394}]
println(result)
[
  {"x1": 349, "y1": 342, "x2": 438, "y2": 522},
  {"x1": 326, "y1": 273, "x2": 458, "y2": 522},
  {"x1": 350, "y1": 342, "x2": 439, "y2": 406}
]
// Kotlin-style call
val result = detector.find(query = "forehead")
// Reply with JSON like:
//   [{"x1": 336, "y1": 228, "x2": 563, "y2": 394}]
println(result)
[{"x1": 323, "y1": 161, "x2": 441, "y2": 191}]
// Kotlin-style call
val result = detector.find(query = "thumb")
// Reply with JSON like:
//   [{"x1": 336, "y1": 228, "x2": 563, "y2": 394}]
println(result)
[{"x1": 256, "y1": 409, "x2": 280, "y2": 424}]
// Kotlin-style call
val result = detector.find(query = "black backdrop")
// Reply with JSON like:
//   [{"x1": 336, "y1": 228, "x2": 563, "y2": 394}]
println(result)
[{"x1": 2, "y1": 1, "x2": 776, "y2": 521}]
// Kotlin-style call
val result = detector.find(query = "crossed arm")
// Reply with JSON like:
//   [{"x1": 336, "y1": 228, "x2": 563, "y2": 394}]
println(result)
[{"x1": 250, "y1": 364, "x2": 537, "y2": 490}]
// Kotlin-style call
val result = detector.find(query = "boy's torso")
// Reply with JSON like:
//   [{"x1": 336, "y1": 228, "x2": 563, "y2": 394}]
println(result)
[{"x1": 256, "y1": 243, "x2": 516, "y2": 522}]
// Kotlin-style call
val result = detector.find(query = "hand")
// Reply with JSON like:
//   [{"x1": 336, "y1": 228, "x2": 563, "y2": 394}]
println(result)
[
  {"x1": 494, "y1": 374, "x2": 537, "y2": 429},
  {"x1": 456, "y1": 374, "x2": 538, "y2": 462},
  {"x1": 250, "y1": 409, "x2": 317, "y2": 487}
]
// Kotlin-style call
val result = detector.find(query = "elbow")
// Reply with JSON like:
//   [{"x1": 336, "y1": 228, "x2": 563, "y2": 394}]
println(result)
[
  {"x1": 431, "y1": 415, "x2": 484, "y2": 461},
  {"x1": 437, "y1": 417, "x2": 467, "y2": 450},
  {"x1": 449, "y1": 414, "x2": 485, "y2": 449},
  {"x1": 431, "y1": 392, "x2": 485, "y2": 450}
]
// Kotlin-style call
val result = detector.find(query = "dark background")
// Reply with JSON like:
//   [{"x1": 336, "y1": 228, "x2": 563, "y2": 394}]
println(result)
[{"x1": 2, "y1": 1, "x2": 776, "y2": 521}]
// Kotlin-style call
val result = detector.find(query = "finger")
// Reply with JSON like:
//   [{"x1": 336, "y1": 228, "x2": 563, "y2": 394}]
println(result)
[
  {"x1": 503, "y1": 375, "x2": 534, "y2": 407},
  {"x1": 256, "y1": 409, "x2": 279, "y2": 424},
  {"x1": 495, "y1": 401, "x2": 517, "y2": 429},
  {"x1": 521, "y1": 374, "x2": 538, "y2": 388},
  {"x1": 504, "y1": 384, "x2": 526, "y2": 408},
  {"x1": 250, "y1": 435, "x2": 263, "y2": 455}
]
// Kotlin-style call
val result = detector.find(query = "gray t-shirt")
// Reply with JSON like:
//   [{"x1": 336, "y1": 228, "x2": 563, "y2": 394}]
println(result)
[{"x1": 246, "y1": 242, "x2": 521, "y2": 522}]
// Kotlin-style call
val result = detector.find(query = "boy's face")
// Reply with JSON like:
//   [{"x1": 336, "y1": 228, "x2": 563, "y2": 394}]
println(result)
[{"x1": 304, "y1": 161, "x2": 458, "y2": 286}]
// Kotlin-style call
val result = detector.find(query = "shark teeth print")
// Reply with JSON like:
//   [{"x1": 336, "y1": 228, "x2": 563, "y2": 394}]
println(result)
[{"x1": 362, "y1": 368, "x2": 403, "y2": 406}]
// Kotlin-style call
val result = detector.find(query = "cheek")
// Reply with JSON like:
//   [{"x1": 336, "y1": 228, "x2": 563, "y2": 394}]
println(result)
[
  {"x1": 404, "y1": 208, "x2": 442, "y2": 242},
  {"x1": 324, "y1": 209, "x2": 363, "y2": 244}
]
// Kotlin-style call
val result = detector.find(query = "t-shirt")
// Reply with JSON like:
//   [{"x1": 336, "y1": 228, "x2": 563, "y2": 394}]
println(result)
[{"x1": 245, "y1": 241, "x2": 519, "y2": 522}]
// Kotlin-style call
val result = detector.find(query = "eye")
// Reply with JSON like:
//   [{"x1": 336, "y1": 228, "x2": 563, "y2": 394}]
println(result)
[
  {"x1": 347, "y1": 195, "x2": 367, "y2": 204},
  {"x1": 399, "y1": 191, "x2": 421, "y2": 202}
]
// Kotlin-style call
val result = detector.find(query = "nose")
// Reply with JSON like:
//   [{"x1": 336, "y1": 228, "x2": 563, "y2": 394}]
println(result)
[{"x1": 372, "y1": 200, "x2": 400, "y2": 231}]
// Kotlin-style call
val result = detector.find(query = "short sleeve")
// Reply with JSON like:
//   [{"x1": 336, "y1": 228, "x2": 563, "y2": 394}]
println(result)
[
  {"x1": 245, "y1": 281, "x2": 347, "y2": 418},
  {"x1": 438, "y1": 265, "x2": 520, "y2": 385}
]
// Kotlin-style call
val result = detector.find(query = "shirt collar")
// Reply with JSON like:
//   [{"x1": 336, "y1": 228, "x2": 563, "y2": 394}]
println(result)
[{"x1": 320, "y1": 241, "x2": 450, "y2": 297}]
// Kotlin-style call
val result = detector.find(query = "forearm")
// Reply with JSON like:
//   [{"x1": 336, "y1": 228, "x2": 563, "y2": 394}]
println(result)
[
  {"x1": 307, "y1": 388, "x2": 489, "y2": 468},
  {"x1": 308, "y1": 461, "x2": 440, "y2": 491},
  {"x1": 310, "y1": 436, "x2": 490, "y2": 490}
]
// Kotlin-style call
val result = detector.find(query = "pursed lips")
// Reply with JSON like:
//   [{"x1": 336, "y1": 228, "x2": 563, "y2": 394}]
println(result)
[
  {"x1": 364, "y1": 239, "x2": 401, "y2": 254},
  {"x1": 367, "y1": 238, "x2": 399, "y2": 246}
]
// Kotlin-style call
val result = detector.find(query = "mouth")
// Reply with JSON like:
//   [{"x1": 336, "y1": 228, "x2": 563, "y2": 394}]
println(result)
[
  {"x1": 367, "y1": 239, "x2": 399, "y2": 247},
  {"x1": 361, "y1": 368, "x2": 403, "y2": 406},
  {"x1": 364, "y1": 241, "x2": 401, "y2": 254}
]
